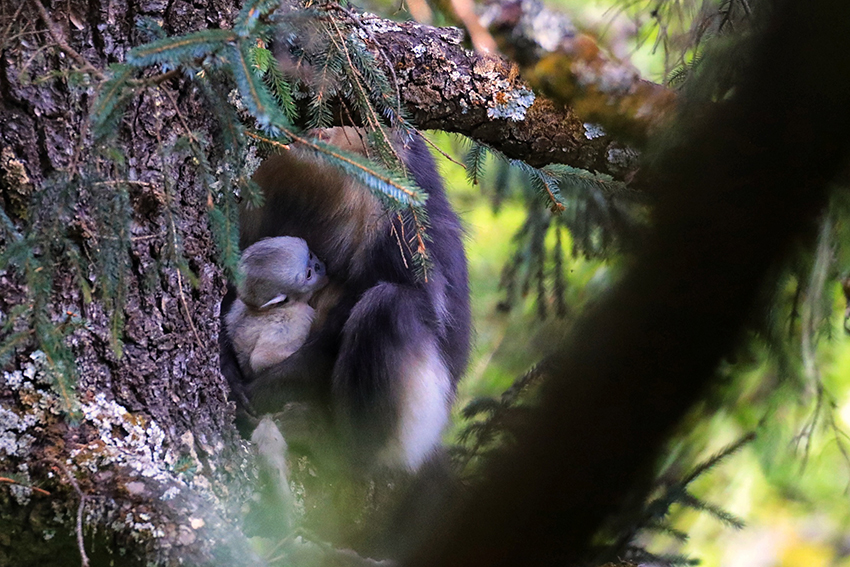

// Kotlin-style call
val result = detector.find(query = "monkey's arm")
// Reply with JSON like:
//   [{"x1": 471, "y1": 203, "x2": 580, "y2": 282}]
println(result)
[
  {"x1": 219, "y1": 286, "x2": 259, "y2": 434},
  {"x1": 247, "y1": 327, "x2": 339, "y2": 414}
]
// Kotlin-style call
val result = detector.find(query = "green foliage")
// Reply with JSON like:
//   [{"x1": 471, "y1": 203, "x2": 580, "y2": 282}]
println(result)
[
  {"x1": 596, "y1": 434, "x2": 753, "y2": 566},
  {"x1": 90, "y1": 64, "x2": 137, "y2": 145},
  {"x1": 126, "y1": 29, "x2": 239, "y2": 67},
  {"x1": 304, "y1": 39, "x2": 342, "y2": 130},
  {"x1": 208, "y1": 191, "x2": 242, "y2": 283},
  {"x1": 613, "y1": 0, "x2": 756, "y2": 82},
  {"x1": 228, "y1": 41, "x2": 291, "y2": 134},
  {"x1": 450, "y1": 365, "x2": 544, "y2": 474},
  {"x1": 463, "y1": 142, "x2": 643, "y2": 317},
  {"x1": 135, "y1": 16, "x2": 167, "y2": 42},
  {"x1": 451, "y1": 361, "x2": 752, "y2": 566},
  {"x1": 91, "y1": 181, "x2": 133, "y2": 358},
  {"x1": 463, "y1": 142, "x2": 488, "y2": 187},
  {"x1": 296, "y1": 134, "x2": 425, "y2": 207},
  {"x1": 252, "y1": 46, "x2": 298, "y2": 122},
  {"x1": 234, "y1": 0, "x2": 281, "y2": 38},
  {"x1": 0, "y1": 175, "x2": 118, "y2": 413}
]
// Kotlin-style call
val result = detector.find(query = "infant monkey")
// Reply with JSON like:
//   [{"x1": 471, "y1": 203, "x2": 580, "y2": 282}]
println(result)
[
  {"x1": 226, "y1": 236, "x2": 328, "y2": 533},
  {"x1": 225, "y1": 236, "x2": 328, "y2": 375}
]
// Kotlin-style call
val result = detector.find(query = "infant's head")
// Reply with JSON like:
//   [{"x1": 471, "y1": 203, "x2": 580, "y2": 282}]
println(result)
[{"x1": 238, "y1": 236, "x2": 328, "y2": 308}]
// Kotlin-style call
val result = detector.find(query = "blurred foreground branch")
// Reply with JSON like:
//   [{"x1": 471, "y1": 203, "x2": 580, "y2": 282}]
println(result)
[{"x1": 405, "y1": 1, "x2": 850, "y2": 566}]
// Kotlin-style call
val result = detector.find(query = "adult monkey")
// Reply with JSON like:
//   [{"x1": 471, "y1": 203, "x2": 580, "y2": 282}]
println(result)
[{"x1": 220, "y1": 127, "x2": 471, "y2": 471}]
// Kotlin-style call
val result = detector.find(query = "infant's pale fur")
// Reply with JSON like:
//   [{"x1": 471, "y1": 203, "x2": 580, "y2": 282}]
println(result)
[{"x1": 225, "y1": 236, "x2": 327, "y2": 373}]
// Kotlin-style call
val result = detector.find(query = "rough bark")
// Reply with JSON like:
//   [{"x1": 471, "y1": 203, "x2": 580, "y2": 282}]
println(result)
[
  {"x1": 0, "y1": 1, "x2": 260, "y2": 565},
  {"x1": 479, "y1": 0, "x2": 676, "y2": 146}
]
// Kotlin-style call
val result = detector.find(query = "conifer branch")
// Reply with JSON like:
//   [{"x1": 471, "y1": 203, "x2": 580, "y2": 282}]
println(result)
[
  {"x1": 348, "y1": 15, "x2": 637, "y2": 176},
  {"x1": 90, "y1": 4, "x2": 644, "y2": 179},
  {"x1": 244, "y1": 130, "x2": 289, "y2": 150},
  {"x1": 126, "y1": 29, "x2": 238, "y2": 66},
  {"x1": 229, "y1": 41, "x2": 288, "y2": 132},
  {"x1": 328, "y1": 2, "x2": 403, "y2": 121},
  {"x1": 259, "y1": 128, "x2": 425, "y2": 206},
  {"x1": 464, "y1": 143, "x2": 487, "y2": 186},
  {"x1": 326, "y1": 14, "x2": 403, "y2": 169}
]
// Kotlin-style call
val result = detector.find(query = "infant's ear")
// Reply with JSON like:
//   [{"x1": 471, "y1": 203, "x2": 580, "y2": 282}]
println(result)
[{"x1": 260, "y1": 293, "x2": 289, "y2": 309}]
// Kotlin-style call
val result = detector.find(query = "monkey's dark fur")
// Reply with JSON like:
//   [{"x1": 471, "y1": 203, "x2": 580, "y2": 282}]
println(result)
[
  {"x1": 220, "y1": 128, "x2": 471, "y2": 471},
  {"x1": 225, "y1": 236, "x2": 328, "y2": 374}
]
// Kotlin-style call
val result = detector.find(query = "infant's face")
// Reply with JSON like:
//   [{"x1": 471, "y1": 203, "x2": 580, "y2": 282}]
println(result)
[{"x1": 238, "y1": 236, "x2": 329, "y2": 308}]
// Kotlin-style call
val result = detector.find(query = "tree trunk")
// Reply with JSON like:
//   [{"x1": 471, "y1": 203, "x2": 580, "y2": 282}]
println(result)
[{"x1": 0, "y1": 1, "x2": 260, "y2": 564}]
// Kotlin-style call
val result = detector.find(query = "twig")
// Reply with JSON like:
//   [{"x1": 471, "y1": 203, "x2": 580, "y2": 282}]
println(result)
[
  {"x1": 134, "y1": 68, "x2": 182, "y2": 87},
  {"x1": 408, "y1": 205, "x2": 430, "y2": 280},
  {"x1": 824, "y1": 409, "x2": 850, "y2": 491},
  {"x1": 263, "y1": 525, "x2": 326, "y2": 562},
  {"x1": 0, "y1": 2, "x2": 25, "y2": 49},
  {"x1": 162, "y1": 173, "x2": 204, "y2": 350},
  {"x1": 326, "y1": 13, "x2": 403, "y2": 168},
  {"x1": 794, "y1": 215, "x2": 834, "y2": 469},
  {"x1": 245, "y1": 130, "x2": 290, "y2": 151},
  {"x1": 538, "y1": 172, "x2": 566, "y2": 213},
  {"x1": 0, "y1": 476, "x2": 51, "y2": 496},
  {"x1": 28, "y1": 0, "x2": 104, "y2": 80},
  {"x1": 92, "y1": 180, "x2": 155, "y2": 188},
  {"x1": 332, "y1": 5, "x2": 403, "y2": 121},
  {"x1": 175, "y1": 266, "x2": 204, "y2": 349},
  {"x1": 415, "y1": 130, "x2": 466, "y2": 168},
  {"x1": 154, "y1": 133, "x2": 205, "y2": 351},
  {"x1": 159, "y1": 86, "x2": 197, "y2": 146},
  {"x1": 158, "y1": 88, "x2": 212, "y2": 349},
  {"x1": 48, "y1": 460, "x2": 90, "y2": 567},
  {"x1": 389, "y1": 213, "x2": 410, "y2": 269}
]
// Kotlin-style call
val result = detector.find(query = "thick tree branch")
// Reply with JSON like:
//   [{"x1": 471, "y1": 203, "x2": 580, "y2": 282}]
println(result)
[
  {"x1": 356, "y1": 16, "x2": 639, "y2": 176},
  {"x1": 480, "y1": 0, "x2": 677, "y2": 146}
]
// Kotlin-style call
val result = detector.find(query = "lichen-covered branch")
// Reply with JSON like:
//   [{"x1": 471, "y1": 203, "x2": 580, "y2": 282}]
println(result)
[
  {"x1": 356, "y1": 16, "x2": 639, "y2": 177},
  {"x1": 479, "y1": 0, "x2": 677, "y2": 146}
]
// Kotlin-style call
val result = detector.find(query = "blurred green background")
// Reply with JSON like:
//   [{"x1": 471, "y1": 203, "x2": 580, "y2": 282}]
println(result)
[{"x1": 438, "y1": 134, "x2": 850, "y2": 567}]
